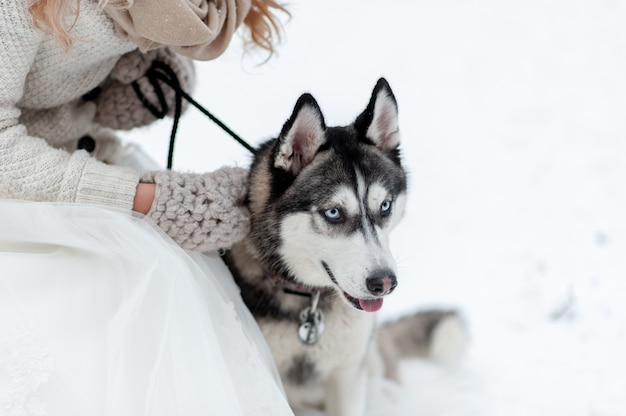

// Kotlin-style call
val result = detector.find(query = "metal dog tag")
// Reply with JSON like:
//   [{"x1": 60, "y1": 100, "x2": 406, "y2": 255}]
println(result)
[{"x1": 298, "y1": 306, "x2": 325, "y2": 346}]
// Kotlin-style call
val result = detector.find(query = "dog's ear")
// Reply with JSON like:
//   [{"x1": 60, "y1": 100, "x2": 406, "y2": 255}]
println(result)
[
  {"x1": 275, "y1": 93, "x2": 327, "y2": 175},
  {"x1": 354, "y1": 78, "x2": 400, "y2": 152}
]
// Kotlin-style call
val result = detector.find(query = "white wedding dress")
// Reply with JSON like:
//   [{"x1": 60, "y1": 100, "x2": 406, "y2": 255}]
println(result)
[{"x1": 0, "y1": 147, "x2": 294, "y2": 416}]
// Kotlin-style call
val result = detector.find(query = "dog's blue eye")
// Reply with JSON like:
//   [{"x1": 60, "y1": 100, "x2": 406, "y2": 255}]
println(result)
[
  {"x1": 323, "y1": 208, "x2": 342, "y2": 221},
  {"x1": 380, "y1": 200, "x2": 392, "y2": 214}
]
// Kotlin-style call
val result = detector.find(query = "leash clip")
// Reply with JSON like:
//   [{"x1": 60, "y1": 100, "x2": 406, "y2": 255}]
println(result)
[{"x1": 297, "y1": 291, "x2": 325, "y2": 346}]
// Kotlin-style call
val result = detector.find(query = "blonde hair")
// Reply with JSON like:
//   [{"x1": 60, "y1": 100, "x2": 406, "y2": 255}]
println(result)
[
  {"x1": 28, "y1": 0, "x2": 288, "y2": 55},
  {"x1": 243, "y1": 0, "x2": 289, "y2": 56},
  {"x1": 28, "y1": 0, "x2": 80, "y2": 50}
]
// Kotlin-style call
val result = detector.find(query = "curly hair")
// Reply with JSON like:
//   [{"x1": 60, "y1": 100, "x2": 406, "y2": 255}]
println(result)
[
  {"x1": 28, "y1": 0, "x2": 80, "y2": 50},
  {"x1": 242, "y1": 0, "x2": 289, "y2": 55},
  {"x1": 28, "y1": 0, "x2": 289, "y2": 55}
]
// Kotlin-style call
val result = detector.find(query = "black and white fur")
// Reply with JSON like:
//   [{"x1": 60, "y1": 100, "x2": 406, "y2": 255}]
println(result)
[{"x1": 224, "y1": 79, "x2": 466, "y2": 416}]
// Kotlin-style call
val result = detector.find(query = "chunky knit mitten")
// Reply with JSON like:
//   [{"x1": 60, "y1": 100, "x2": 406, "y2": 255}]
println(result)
[
  {"x1": 142, "y1": 167, "x2": 250, "y2": 253},
  {"x1": 93, "y1": 47, "x2": 195, "y2": 130}
]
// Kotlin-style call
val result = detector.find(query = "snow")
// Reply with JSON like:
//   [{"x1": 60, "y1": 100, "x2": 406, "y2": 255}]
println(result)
[{"x1": 122, "y1": 0, "x2": 626, "y2": 414}]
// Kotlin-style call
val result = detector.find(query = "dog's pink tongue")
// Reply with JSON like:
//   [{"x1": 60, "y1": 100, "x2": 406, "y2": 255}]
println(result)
[{"x1": 359, "y1": 298, "x2": 384, "y2": 312}]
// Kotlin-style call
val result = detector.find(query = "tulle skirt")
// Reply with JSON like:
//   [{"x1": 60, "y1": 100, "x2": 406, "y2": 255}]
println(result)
[{"x1": 0, "y1": 199, "x2": 294, "y2": 416}]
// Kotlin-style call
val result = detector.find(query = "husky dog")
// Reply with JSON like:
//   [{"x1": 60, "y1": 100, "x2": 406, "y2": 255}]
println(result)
[{"x1": 224, "y1": 78, "x2": 466, "y2": 416}]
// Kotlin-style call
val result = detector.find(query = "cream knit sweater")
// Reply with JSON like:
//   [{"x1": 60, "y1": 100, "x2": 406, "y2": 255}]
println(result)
[{"x1": 0, "y1": 0, "x2": 140, "y2": 210}]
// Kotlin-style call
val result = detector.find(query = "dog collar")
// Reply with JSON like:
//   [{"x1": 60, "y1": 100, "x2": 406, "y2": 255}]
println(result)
[
  {"x1": 264, "y1": 269, "x2": 323, "y2": 297},
  {"x1": 263, "y1": 269, "x2": 328, "y2": 346}
]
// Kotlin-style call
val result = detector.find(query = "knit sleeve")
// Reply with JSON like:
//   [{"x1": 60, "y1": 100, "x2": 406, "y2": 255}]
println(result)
[{"x1": 0, "y1": 1, "x2": 139, "y2": 210}]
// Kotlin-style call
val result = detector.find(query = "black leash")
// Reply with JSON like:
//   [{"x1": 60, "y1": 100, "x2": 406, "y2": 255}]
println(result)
[{"x1": 131, "y1": 61, "x2": 256, "y2": 169}]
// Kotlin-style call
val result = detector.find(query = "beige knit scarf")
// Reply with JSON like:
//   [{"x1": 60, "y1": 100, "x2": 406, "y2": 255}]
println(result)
[{"x1": 103, "y1": 0, "x2": 251, "y2": 61}]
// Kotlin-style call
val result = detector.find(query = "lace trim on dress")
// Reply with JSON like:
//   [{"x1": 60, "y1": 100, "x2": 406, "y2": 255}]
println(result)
[{"x1": 0, "y1": 321, "x2": 53, "y2": 416}]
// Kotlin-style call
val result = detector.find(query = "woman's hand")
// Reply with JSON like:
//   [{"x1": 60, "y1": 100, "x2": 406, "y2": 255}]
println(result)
[
  {"x1": 133, "y1": 182, "x2": 156, "y2": 215},
  {"x1": 139, "y1": 167, "x2": 250, "y2": 253}
]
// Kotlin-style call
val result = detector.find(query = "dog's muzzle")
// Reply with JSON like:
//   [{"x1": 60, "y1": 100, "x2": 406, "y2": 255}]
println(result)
[{"x1": 323, "y1": 262, "x2": 397, "y2": 313}]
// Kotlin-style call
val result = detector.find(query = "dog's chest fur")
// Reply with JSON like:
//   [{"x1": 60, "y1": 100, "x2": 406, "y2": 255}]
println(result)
[
  {"x1": 259, "y1": 293, "x2": 375, "y2": 408},
  {"x1": 263, "y1": 307, "x2": 376, "y2": 409}
]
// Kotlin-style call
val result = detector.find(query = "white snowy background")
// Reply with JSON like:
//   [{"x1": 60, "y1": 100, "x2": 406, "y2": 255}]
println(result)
[{"x1": 123, "y1": 0, "x2": 626, "y2": 414}]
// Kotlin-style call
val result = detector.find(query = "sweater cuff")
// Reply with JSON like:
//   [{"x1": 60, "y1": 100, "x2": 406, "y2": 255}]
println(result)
[{"x1": 74, "y1": 156, "x2": 140, "y2": 211}]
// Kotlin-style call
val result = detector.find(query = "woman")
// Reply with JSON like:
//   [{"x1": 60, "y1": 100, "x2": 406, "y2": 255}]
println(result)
[{"x1": 0, "y1": 1, "x2": 293, "y2": 414}]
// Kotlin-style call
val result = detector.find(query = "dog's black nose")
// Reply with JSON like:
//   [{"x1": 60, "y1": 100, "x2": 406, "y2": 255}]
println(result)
[{"x1": 366, "y1": 271, "x2": 397, "y2": 296}]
